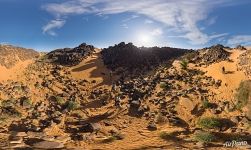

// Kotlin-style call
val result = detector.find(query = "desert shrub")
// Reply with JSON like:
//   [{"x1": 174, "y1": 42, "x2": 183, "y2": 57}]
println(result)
[
  {"x1": 55, "y1": 96, "x2": 65, "y2": 105},
  {"x1": 0, "y1": 115, "x2": 8, "y2": 124},
  {"x1": 202, "y1": 99, "x2": 210, "y2": 109},
  {"x1": 159, "y1": 82, "x2": 169, "y2": 90},
  {"x1": 235, "y1": 80, "x2": 251, "y2": 109},
  {"x1": 194, "y1": 131, "x2": 215, "y2": 143},
  {"x1": 21, "y1": 98, "x2": 32, "y2": 107},
  {"x1": 180, "y1": 60, "x2": 188, "y2": 70},
  {"x1": 34, "y1": 82, "x2": 41, "y2": 88},
  {"x1": 197, "y1": 117, "x2": 221, "y2": 129},
  {"x1": 0, "y1": 99, "x2": 15, "y2": 108},
  {"x1": 66, "y1": 101, "x2": 79, "y2": 111}
]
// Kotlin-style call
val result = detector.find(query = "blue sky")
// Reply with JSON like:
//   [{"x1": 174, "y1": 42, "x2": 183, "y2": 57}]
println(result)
[{"x1": 0, "y1": 0, "x2": 251, "y2": 51}]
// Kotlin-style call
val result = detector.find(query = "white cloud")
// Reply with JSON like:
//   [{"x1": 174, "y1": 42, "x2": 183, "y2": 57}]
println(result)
[
  {"x1": 206, "y1": 16, "x2": 218, "y2": 26},
  {"x1": 121, "y1": 23, "x2": 129, "y2": 29},
  {"x1": 42, "y1": 19, "x2": 66, "y2": 36},
  {"x1": 122, "y1": 15, "x2": 139, "y2": 22},
  {"x1": 42, "y1": 0, "x2": 238, "y2": 43},
  {"x1": 150, "y1": 28, "x2": 163, "y2": 36},
  {"x1": 144, "y1": 19, "x2": 154, "y2": 24},
  {"x1": 227, "y1": 35, "x2": 251, "y2": 45}
]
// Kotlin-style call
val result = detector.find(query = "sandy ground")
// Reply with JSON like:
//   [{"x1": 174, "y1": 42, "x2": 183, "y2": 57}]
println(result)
[
  {"x1": 70, "y1": 51, "x2": 117, "y2": 88},
  {"x1": 199, "y1": 49, "x2": 248, "y2": 101},
  {"x1": 0, "y1": 60, "x2": 33, "y2": 82}
]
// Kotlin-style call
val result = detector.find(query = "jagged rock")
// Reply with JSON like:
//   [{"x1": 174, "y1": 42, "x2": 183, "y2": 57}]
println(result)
[
  {"x1": 46, "y1": 43, "x2": 95, "y2": 66},
  {"x1": 236, "y1": 45, "x2": 247, "y2": 50},
  {"x1": 101, "y1": 42, "x2": 189, "y2": 72},
  {"x1": 195, "y1": 44, "x2": 230, "y2": 65}
]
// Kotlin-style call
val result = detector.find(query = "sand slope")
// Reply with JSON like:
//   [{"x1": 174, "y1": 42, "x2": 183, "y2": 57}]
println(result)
[{"x1": 0, "y1": 60, "x2": 34, "y2": 81}]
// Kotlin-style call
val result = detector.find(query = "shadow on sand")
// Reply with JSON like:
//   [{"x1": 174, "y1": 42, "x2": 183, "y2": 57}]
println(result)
[{"x1": 71, "y1": 53, "x2": 114, "y2": 87}]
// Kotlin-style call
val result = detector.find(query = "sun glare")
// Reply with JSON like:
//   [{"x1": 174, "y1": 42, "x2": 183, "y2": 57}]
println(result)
[{"x1": 137, "y1": 33, "x2": 152, "y2": 47}]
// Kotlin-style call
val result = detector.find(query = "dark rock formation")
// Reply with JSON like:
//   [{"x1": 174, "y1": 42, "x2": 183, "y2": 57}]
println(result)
[
  {"x1": 190, "y1": 44, "x2": 231, "y2": 65},
  {"x1": 101, "y1": 42, "x2": 189, "y2": 71},
  {"x1": 236, "y1": 45, "x2": 247, "y2": 50},
  {"x1": 46, "y1": 43, "x2": 95, "y2": 66}
]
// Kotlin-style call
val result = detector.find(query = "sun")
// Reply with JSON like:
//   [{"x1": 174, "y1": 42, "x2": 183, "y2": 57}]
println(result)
[{"x1": 137, "y1": 33, "x2": 153, "y2": 47}]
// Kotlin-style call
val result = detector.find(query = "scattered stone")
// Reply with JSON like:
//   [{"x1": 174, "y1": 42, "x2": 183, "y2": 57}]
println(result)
[{"x1": 147, "y1": 121, "x2": 157, "y2": 131}]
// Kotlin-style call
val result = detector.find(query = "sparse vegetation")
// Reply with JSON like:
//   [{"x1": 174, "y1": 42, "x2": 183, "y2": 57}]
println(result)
[
  {"x1": 194, "y1": 131, "x2": 215, "y2": 143},
  {"x1": 55, "y1": 96, "x2": 65, "y2": 105},
  {"x1": 235, "y1": 80, "x2": 251, "y2": 110},
  {"x1": 202, "y1": 99, "x2": 210, "y2": 109},
  {"x1": 0, "y1": 99, "x2": 15, "y2": 108},
  {"x1": 65, "y1": 101, "x2": 79, "y2": 111},
  {"x1": 159, "y1": 82, "x2": 169, "y2": 90},
  {"x1": 180, "y1": 60, "x2": 188, "y2": 70},
  {"x1": 197, "y1": 117, "x2": 221, "y2": 129},
  {"x1": 21, "y1": 98, "x2": 32, "y2": 107}
]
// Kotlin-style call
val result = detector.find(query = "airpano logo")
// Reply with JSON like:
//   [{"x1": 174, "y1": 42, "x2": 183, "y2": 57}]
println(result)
[{"x1": 223, "y1": 140, "x2": 248, "y2": 147}]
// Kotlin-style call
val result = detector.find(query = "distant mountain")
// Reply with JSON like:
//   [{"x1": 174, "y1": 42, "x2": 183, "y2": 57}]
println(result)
[{"x1": 0, "y1": 44, "x2": 39, "y2": 68}]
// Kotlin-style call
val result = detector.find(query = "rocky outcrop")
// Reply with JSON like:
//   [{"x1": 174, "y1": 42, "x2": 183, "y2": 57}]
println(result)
[
  {"x1": 190, "y1": 44, "x2": 231, "y2": 65},
  {"x1": 236, "y1": 45, "x2": 247, "y2": 50},
  {"x1": 238, "y1": 50, "x2": 251, "y2": 76},
  {"x1": 101, "y1": 42, "x2": 189, "y2": 71},
  {"x1": 46, "y1": 43, "x2": 95, "y2": 66},
  {"x1": 0, "y1": 45, "x2": 39, "y2": 68}
]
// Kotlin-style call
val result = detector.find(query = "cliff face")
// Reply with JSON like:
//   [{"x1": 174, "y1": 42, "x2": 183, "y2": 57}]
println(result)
[{"x1": 0, "y1": 45, "x2": 39, "y2": 69}]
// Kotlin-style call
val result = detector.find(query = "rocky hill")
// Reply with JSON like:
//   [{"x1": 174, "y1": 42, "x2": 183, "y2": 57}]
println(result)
[
  {"x1": 0, "y1": 45, "x2": 39, "y2": 68},
  {"x1": 46, "y1": 43, "x2": 95, "y2": 66},
  {"x1": 101, "y1": 42, "x2": 189, "y2": 72},
  {"x1": 183, "y1": 44, "x2": 231, "y2": 66}
]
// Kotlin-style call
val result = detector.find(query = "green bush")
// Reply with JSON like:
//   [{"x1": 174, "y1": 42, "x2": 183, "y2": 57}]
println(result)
[
  {"x1": 1, "y1": 99, "x2": 15, "y2": 108},
  {"x1": 197, "y1": 117, "x2": 221, "y2": 129},
  {"x1": 180, "y1": 60, "x2": 188, "y2": 70},
  {"x1": 22, "y1": 98, "x2": 32, "y2": 107},
  {"x1": 55, "y1": 96, "x2": 65, "y2": 105},
  {"x1": 160, "y1": 82, "x2": 169, "y2": 90},
  {"x1": 66, "y1": 101, "x2": 79, "y2": 111},
  {"x1": 194, "y1": 131, "x2": 215, "y2": 143},
  {"x1": 235, "y1": 80, "x2": 251, "y2": 110},
  {"x1": 202, "y1": 99, "x2": 210, "y2": 109}
]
